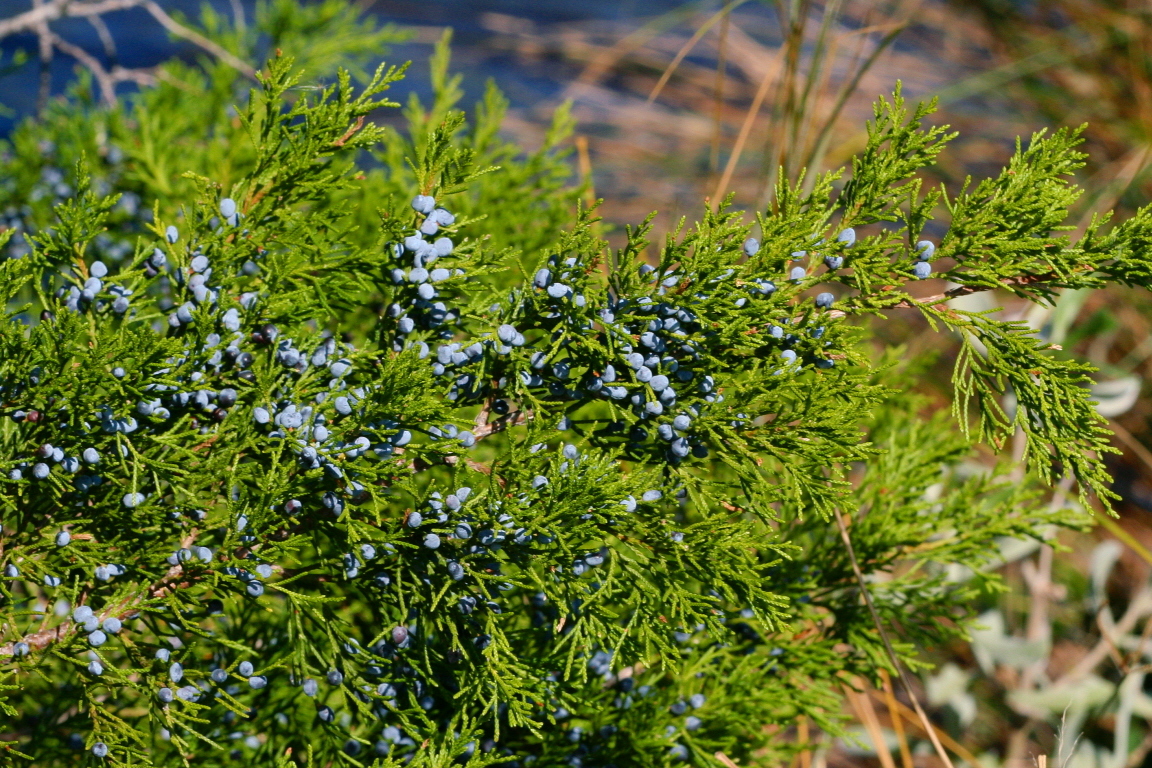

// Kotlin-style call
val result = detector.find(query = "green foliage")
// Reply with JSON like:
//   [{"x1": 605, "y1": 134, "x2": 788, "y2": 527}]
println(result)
[{"x1": 0, "y1": 5, "x2": 1149, "y2": 768}]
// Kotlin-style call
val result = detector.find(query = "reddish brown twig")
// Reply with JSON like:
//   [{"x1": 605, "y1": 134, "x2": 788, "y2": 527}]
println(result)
[
  {"x1": 332, "y1": 115, "x2": 365, "y2": 148},
  {"x1": 828, "y1": 271, "x2": 1068, "y2": 320}
]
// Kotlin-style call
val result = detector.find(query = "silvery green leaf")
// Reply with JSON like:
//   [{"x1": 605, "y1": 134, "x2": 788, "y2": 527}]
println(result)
[{"x1": 1090, "y1": 376, "x2": 1141, "y2": 418}]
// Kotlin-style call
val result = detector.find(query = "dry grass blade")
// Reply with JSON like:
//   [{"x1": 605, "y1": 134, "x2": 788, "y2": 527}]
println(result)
[
  {"x1": 933, "y1": 46, "x2": 1069, "y2": 106},
  {"x1": 798, "y1": 716, "x2": 812, "y2": 768},
  {"x1": 1110, "y1": 420, "x2": 1152, "y2": 490},
  {"x1": 833, "y1": 507, "x2": 957, "y2": 768},
  {"x1": 785, "y1": 0, "x2": 846, "y2": 172},
  {"x1": 709, "y1": 0, "x2": 731, "y2": 172},
  {"x1": 646, "y1": 0, "x2": 751, "y2": 104},
  {"x1": 751, "y1": 0, "x2": 913, "y2": 203},
  {"x1": 714, "y1": 752, "x2": 741, "y2": 768},
  {"x1": 1093, "y1": 420, "x2": 1152, "y2": 568},
  {"x1": 1093, "y1": 508, "x2": 1152, "y2": 569},
  {"x1": 846, "y1": 681, "x2": 898, "y2": 768},
  {"x1": 564, "y1": 1, "x2": 708, "y2": 98},
  {"x1": 576, "y1": 134, "x2": 596, "y2": 208},
  {"x1": 866, "y1": 689, "x2": 982, "y2": 766},
  {"x1": 880, "y1": 669, "x2": 914, "y2": 768},
  {"x1": 1074, "y1": 146, "x2": 1151, "y2": 236},
  {"x1": 1054, "y1": 584, "x2": 1152, "y2": 686},
  {"x1": 712, "y1": 45, "x2": 785, "y2": 209},
  {"x1": 794, "y1": 22, "x2": 905, "y2": 193}
]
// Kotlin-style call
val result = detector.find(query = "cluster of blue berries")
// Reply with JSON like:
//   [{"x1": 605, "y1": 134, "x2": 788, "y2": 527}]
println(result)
[
  {"x1": 163, "y1": 211, "x2": 250, "y2": 328},
  {"x1": 71, "y1": 605, "x2": 123, "y2": 647},
  {"x1": 15, "y1": 213, "x2": 428, "y2": 523},
  {"x1": 470, "y1": 257, "x2": 711, "y2": 461},
  {"x1": 914, "y1": 239, "x2": 935, "y2": 279},
  {"x1": 7, "y1": 440, "x2": 101, "y2": 484},
  {"x1": 382, "y1": 195, "x2": 461, "y2": 353},
  {"x1": 52, "y1": 255, "x2": 133, "y2": 315},
  {"x1": 5, "y1": 532, "x2": 443, "y2": 758},
  {"x1": 430, "y1": 341, "x2": 490, "y2": 403},
  {"x1": 532, "y1": 254, "x2": 592, "y2": 307},
  {"x1": 371, "y1": 208, "x2": 866, "y2": 473}
]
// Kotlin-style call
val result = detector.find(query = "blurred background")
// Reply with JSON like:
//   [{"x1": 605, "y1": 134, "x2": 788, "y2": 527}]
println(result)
[{"x1": 2, "y1": 0, "x2": 1152, "y2": 766}]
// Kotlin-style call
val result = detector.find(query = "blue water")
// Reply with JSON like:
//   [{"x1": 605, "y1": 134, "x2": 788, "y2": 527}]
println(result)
[{"x1": 0, "y1": 0, "x2": 695, "y2": 136}]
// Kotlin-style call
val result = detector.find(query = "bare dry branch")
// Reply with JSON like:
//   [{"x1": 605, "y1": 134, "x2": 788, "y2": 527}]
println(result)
[
  {"x1": 86, "y1": 13, "x2": 116, "y2": 59},
  {"x1": 0, "y1": 0, "x2": 257, "y2": 98},
  {"x1": 141, "y1": 1, "x2": 255, "y2": 78},
  {"x1": 110, "y1": 65, "x2": 158, "y2": 87},
  {"x1": 0, "y1": 0, "x2": 146, "y2": 39},
  {"x1": 33, "y1": 0, "x2": 54, "y2": 115},
  {"x1": 49, "y1": 31, "x2": 117, "y2": 105},
  {"x1": 1054, "y1": 587, "x2": 1152, "y2": 686}
]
